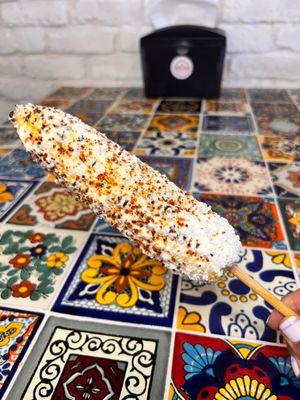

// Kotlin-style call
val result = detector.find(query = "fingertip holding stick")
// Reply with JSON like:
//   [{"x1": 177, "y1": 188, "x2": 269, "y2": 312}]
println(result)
[{"x1": 229, "y1": 264, "x2": 298, "y2": 318}]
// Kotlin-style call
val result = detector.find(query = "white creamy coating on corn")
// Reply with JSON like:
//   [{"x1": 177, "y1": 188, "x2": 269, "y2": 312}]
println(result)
[{"x1": 10, "y1": 104, "x2": 242, "y2": 282}]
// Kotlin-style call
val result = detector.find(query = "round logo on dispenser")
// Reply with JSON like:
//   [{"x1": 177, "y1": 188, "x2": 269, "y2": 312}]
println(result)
[{"x1": 170, "y1": 56, "x2": 193, "y2": 80}]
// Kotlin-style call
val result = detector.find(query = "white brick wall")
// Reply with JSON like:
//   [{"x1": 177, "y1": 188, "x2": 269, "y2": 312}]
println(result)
[{"x1": 0, "y1": 0, "x2": 300, "y2": 121}]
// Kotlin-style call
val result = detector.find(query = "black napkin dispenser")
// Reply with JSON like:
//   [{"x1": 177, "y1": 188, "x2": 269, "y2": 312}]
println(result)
[{"x1": 140, "y1": 25, "x2": 226, "y2": 98}]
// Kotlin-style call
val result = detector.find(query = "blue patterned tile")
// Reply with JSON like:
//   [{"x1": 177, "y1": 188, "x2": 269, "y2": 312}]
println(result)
[
  {"x1": 53, "y1": 234, "x2": 178, "y2": 327},
  {"x1": 248, "y1": 89, "x2": 292, "y2": 103},
  {"x1": 139, "y1": 155, "x2": 193, "y2": 190},
  {"x1": 179, "y1": 248, "x2": 296, "y2": 342},
  {"x1": 0, "y1": 149, "x2": 45, "y2": 180},
  {"x1": 96, "y1": 114, "x2": 150, "y2": 131},
  {"x1": 0, "y1": 180, "x2": 36, "y2": 221},
  {"x1": 202, "y1": 115, "x2": 254, "y2": 134},
  {"x1": 268, "y1": 163, "x2": 300, "y2": 198},
  {"x1": 0, "y1": 127, "x2": 19, "y2": 148},
  {"x1": 92, "y1": 217, "x2": 121, "y2": 235},
  {"x1": 104, "y1": 130, "x2": 141, "y2": 151}
]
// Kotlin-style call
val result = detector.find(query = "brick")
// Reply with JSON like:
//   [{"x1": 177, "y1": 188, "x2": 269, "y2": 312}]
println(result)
[
  {"x1": 117, "y1": 28, "x2": 151, "y2": 52},
  {"x1": 222, "y1": 0, "x2": 300, "y2": 22},
  {"x1": 0, "y1": 78, "x2": 54, "y2": 102},
  {"x1": 1, "y1": 0, "x2": 68, "y2": 26},
  {"x1": 90, "y1": 53, "x2": 141, "y2": 80},
  {"x1": 230, "y1": 53, "x2": 300, "y2": 80},
  {"x1": 24, "y1": 55, "x2": 85, "y2": 80},
  {"x1": 0, "y1": 56, "x2": 24, "y2": 76},
  {"x1": 69, "y1": 0, "x2": 143, "y2": 26},
  {"x1": 144, "y1": 0, "x2": 218, "y2": 28},
  {"x1": 276, "y1": 24, "x2": 300, "y2": 51},
  {"x1": 220, "y1": 24, "x2": 275, "y2": 53},
  {"x1": 47, "y1": 26, "x2": 116, "y2": 54},
  {"x1": 15, "y1": 27, "x2": 46, "y2": 53},
  {"x1": 0, "y1": 28, "x2": 17, "y2": 54}
]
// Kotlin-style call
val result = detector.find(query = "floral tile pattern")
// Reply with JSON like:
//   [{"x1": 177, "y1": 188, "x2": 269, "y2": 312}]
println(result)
[
  {"x1": 258, "y1": 135, "x2": 300, "y2": 163},
  {"x1": 204, "y1": 100, "x2": 251, "y2": 115},
  {"x1": 108, "y1": 98, "x2": 158, "y2": 114},
  {"x1": 248, "y1": 89, "x2": 292, "y2": 103},
  {"x1": 0, "y1": 307, "x2": 42, "y2": 398},
  {"x1": 104, "y1": 130, "x2": 141, "y2": 151},
  {"x1": 278, "y1": 198, "x2": 300, "y2": 251},
  {"x1": 156, "y1": 100, "x2": 201, "y2": 114},
  {"x1": 3, "y1": 86, "x2": 300, "y2": 399},
  {"x1": 54, "y1": 234, "x2": 178, "y2": 326},
  {"x1": 268, "y1": 163, "x2": 300, "y2": 198},
  {"x1": 202, "y1": 115, "x2": 254, "y2": 134},
  {"x1": 148, "y1": 114, "x2": 199, "y2": 133},
  {"x1": 96, "y1": 113, "x2": 150, "y2": 131},
  {"x1": 193, "y1": 157, "x2": 272, "y2": 196},
  {"x1": 0, "y1": 180, "x2": 36, "y2": 222},
  {"x1": 140, "y1": 156, "x2": 193, "y2": 190},
  {"x1": 198, "y1": 134, "x2": 262, "y2": 160},
  {"x1": 0, "y1": 225, "x2": 84, "y2": 309},
  {"x1": 8, "y1": 180, "x2": 96, "y2": 230},
  {"x1": 6, "y1": 317, "x2": 170, "y2": 400},
  {"x1": 134, "y1": 130, "x2": 198, "y2": 156},
  {"x1": 178, "y1": 248, "x2": 296, "y2": 341},
  {"x1": 0, "y1": 149, "x2": 45, "y2": 181},
  {"x1": 170, "y1": 333, "x2": 300, "y2": 400},
  {"x1": 193, "y1": 193, "x2": 287, "y2": 249}
]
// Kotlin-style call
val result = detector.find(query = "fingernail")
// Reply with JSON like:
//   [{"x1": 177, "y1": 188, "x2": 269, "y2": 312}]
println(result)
[
  {"x1": 291, "y1": 356, "x2": 300, "y2": 378},
  {"x1": 266, "y1": 315, "x2": 270, "y2": 325},
  {"x1": 280, "y1": 316, "x2": 300, "y2": 344}
]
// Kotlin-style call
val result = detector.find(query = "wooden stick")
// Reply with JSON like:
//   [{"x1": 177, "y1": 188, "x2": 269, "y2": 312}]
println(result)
[{"x1": 230, "y1": 265, "x2": 298, "y2": 318}]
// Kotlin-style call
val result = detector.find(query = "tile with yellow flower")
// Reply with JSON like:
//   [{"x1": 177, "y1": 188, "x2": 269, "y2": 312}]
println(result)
[
  {"x1": 278, "y1": 198, "x2": 300, "y2": 251},
  {"x1": 292, "y1": 253, "x2": 300, "y2": 275},
  {"x1": 169, "y1": 332, "x2": 300, "y2": 400},
  {"x1": 8, "y1": 180, "x2": 96, "y2": 231},
  {"x1": 0, "y1": 307, "x2": 42, "y2": 398},
  {"x1": 53, "y1": 234, "x2": 178, "y2": 326},
  {"x1": 0, "y1": 180, "x2": 36, "y2": 222},
  {"x1": 177, "y1": 248, "x2": 297, "y2": 342},
  {"x1": 0, "y1": 224, "x2": 85, "y2": 309}
]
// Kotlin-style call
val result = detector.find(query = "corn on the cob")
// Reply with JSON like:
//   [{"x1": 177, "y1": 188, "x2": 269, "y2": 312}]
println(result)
[{"x1": 10, "y1": 104, "x2": 242, "y2": 282}]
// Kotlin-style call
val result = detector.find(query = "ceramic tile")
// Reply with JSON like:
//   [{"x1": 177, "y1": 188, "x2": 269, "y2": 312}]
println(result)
[
  {"x1": 149, "y1": 114, "x2": 199, "y2": 133},
  {"x1": 193, "y1": 193, "x2": 287, "y2": 249},
  {"x1": 8, "y1": 180, "x2": 97, "y2": 231},
  {"x1": 92, "y1": 217, "x2": 121, "y2": 235},
  {"x1": 268, "y1": 163, "x2": 300, "y2": 198},
  {"x1": 178, "y1": 248, "x2": 296, "y2": 341},
  {"x1": 53, "y1": 233, "x2": 178, "y2": 326},
  {"x1": 204, "y1": 100, "x2": 251, "y2": 115},
  {"x1": 219, "y1": 88, "x2": 247, "y2": 101},
  {"x1": 0, "y1": 225, "x2": 85, "y2": 309},
  {"x1": 134, "y1": 130, "x2": 198, "y2": 157},
  {"x1": 0, "y1": 127, "x2": 19, "y2": 148},
  {"x1": 252, "y1": 102, "x2": 299, "y2": 115},
  {"x1": 198, "y1": 133, "x2": 262, "y2": 160},
  {"x1": 258, "y1": 135, "x2": 300, "y2": 163},
  {"x1": 44, "y1": 86, "x2": 92, "y2": 101},
  {"x1": 0, "y1": 180, "x2": 36, "y2": 222},
  {"x1": 87, "y1": 87, "x2": 125, "y2": 100},
  {"x1": 67, "y1": 99, "x2": 112, "y2": 114},
  {"x1": 193, "y1": 157, "x2": 272, "y2": 196},
  {"x1": 40, "y1": 98, "x2": 74, "y2": 108},
  {"x1": 248, "y1": 89, "x2": 292, "y2": 103},
  {"x1": 104, "y1": 130, "x2": 141, "y2": 151},
  {"x1": 293, "y1": 252, "x2": 300, "y2": 274},
  {"x1": 254, "y1": 113, "x2": 300, "y2": 136},
  {"x1": 278, "y1": 198, "x2": 300, "y2": 251},
  {"x1": 96, "y1": 114, "x2": 150, "y2": 131},
  {"x1": 289, "y1": 89, "x2": 300, "y2": 104},
  {"x1": 0, "y1": 307, "x2": 42, "y2": 399},
  {"x1": 140, "y1": 156, "x2": 193, "y2": 190},
  {"x1": 0, "y1": 148, "x2": 12, "y2": 158},
  {"x1": 7, "y1": 316, "x2": 170, "y2": 400},
  {"x1": 202, "y1": 115, "x2": 254, "y2": 134},
  {"x1": 0, "y1": 149, "x2": 45, "y2": 181},
  {"x1": 108, "y1": 98, "x2": 157, "y2": 114},
  {"x1": 169, "y1": 332, "x2": 300, "y2": 400},
  {"x1": 156, "y1": 100, "x2": 201, "y2": 114},
  {"x1": 122, "y1": 87, "x2": 146, "y2": 98}
]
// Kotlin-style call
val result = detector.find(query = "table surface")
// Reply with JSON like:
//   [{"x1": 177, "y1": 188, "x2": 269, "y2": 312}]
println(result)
[{"x1": 0, "y1": 87, "x2": 299, "y2": 399}]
